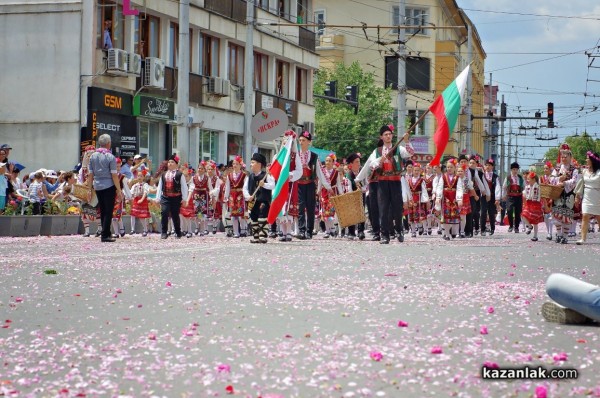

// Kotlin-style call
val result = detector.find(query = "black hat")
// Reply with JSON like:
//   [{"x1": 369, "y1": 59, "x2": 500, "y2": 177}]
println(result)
[
  {"x1": 169, "y1": 153, "x2": 180, "y2": 164},
  {"x1": 300, "y1": 131, "x2": 312, "y2": 141},
  {"x1": 404, "y1": 159, "x2": 414, "y2": 167},
  {"x1": 458, "y1": 154, "x2": 468, "y2": 162},
  {"x1": 510, "y1": 162, "x2": 520, "y2": 169},
  {"x1": 346, "y1": 153, "x2": 361, "y2": 164},
  {"x1": 379, "y1": 124, "x2": 394, "y2": 135},
  {"x1": 251, "y1": 152, "x2": 267, "y2": 166}
]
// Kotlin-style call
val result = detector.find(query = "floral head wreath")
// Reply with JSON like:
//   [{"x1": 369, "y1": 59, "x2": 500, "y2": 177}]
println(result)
[
  {"x1": 301, "y1": 131, "x2": 311, "y2": 139},
  {"x1": 461, "y1": 163, "x2": 468, "y2": 171},
  {"x1": 545, "y1": 161, "x2": 553, "y2": 168},
  {"x1": 587, "y1": 151, "x2": 600, "y2": 162},
  {"x1": 115, "y1": 157, "x2": 122, "y2": 164},
  {"x1": 327, "y1": 153, "x2": 336, "y2": 161},
  {"x1": 141, "y1": 169, "x2": 148, "y2": 176},
  {"x1": 448, "y1": 158, "x2": 457, "y2": 166},
  {"x1": 388, "y1": 124, "x2": 395, "y2": 132},
  {"x1": 529, "y1": 171, "x2": 537, "y2": 179},
  {"x1": 234, "y1": 155, "x2": 242, "y2": 164},
  {"x1": 85, "y1": 145, "x2": 95, "y2": 152},
  {"x1": 413, "y1": 162, "x2": 422, "y2": 168},
  {"x1": 199, "y1": 161, "x2": 207, "y2": 168},
  {"x1": 284, "y1": 130, "x2": 297, "y2": 138},
  {"x1": 334, "y1": 162, "x2": 340, "y2": 167}
]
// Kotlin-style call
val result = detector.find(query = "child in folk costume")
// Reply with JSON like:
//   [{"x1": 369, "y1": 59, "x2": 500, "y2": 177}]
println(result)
[
  {"x1": 457, "y1": 165, "x2": 475, "y2": 238},
  {"x1": 522, "y1": 172, "x2": 544, "y2": 241},
  {"x1": 111, "y1": 158, "x2": 132, "y2": 238},
  {"x1": 318, "y1": 153, "x2": 344, "y2": 238},
  {"x1": 431, "y1": 164, "x2": 444, "y2": 235},
  {"x1": 407, "y1": 163, "x2": 430, "y2": 238},
  {"x1": 192, "y1": 161, "x2": 211, "y2": 235},
  {"x1": 217, "y1": 165, "x2": 233, "y2": 237},
  {"x1": 337, "y1": 161, "x2": 349, "y2": 238},
  {"x1": 129, "y1": 170, "x2": 151, "y2": 236},
  {"x1": 540, "y1": 161, "x2": 555, "y2": 240},
  {"x1": 277, "y1": 131, "x2": 302, "y2": 242},
  {"x1": 244, "y1": 153, "x2": 275, "y2": 243},
  {"x1": 206, "y1": 161, "x2": 221, "y2": 234},
  {"x1": 551, "y1": 144, "x2": 580, "y2": 244},
  {"x1": 423, "y1": 164, "x2": 436, "y2": 235},
  {"x1": 180, "y1": 165, "x2": 197, "y2": 238},
  {"x1": 78, "y1": 146, "x2": 101, "y2": 237},
  {"x1": 345, "y1": 152, "x2": 366, "y2": 240},
  {"x1": 482, "y1": 159, "x2": 502, "y2": 236},
  {"x1": 224, "y1": 156, "x2": 247, "y2": 238},
  {"x1": 239, "y1": 161, "x2": 250, "y2": 237},
  {"x1": 435, "y1": 159, "x2": 464, "y2": 241}
]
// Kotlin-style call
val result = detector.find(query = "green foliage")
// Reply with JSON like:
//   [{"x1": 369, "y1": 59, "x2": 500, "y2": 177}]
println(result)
[
  {"x1": 542, "y1": 133, "x2": 600, "y2": 166},
  {"x1": 314, "y1": 62, "x2": 394, "y2": 159}
]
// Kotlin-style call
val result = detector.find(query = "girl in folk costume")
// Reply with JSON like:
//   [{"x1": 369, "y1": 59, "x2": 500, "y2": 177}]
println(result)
[
  {"x1": 569, "y1": 159, "x2": 583, "y2": 238},
  {"x1": 218, "y1": 165, "x2": 233, "y2": 237},
  {"x1": 407, "y1": 163, "x2": 430, "y2": 238},
  {"x1": 402, "y1": 161, "x2": 414, "y2": 228},
  {"x1": 129, "y1": 170, "x2": 151, "y2": 236},
  {"x1": 224, "y1": 156, "x2": 247, "y2": 238},
  {"x1": 239, "y1": 161, "x2": 250, "y2": 237},
  {"x1": 431, "y1": 163, "x2": 444, "y2": 235},
  {"x1": 206, "y1": 161, "x2": 221, "y2": 234},
  {"x1": 318, "y1": 153, "x2": 344, "y2": 238},
  {"x1": 111, "y1": 158, "x2": 132, "y2": 238},
  {"x1": 551, "y1": 144, "x2": 580, "y2": 244},
  {"x1": 179, "y1": 165, "x2": 197, "y2": 238},
  {"x1": 522, "y1": 172, "x2": 544, "y2": 241},
  {"x1": 423, "y1": 163, "x2": 437, "y2": 235},
  {"x1": 456, "y1": 164, "x2": 475, "y2": 239},
  {"x1": 192, "y1": 161, "x2": 210, "y2": 235},
  {"x1": 78, "y1": 145, "x2": 102, "y2": 237},
  {"x1": 540, "y1": 161, "x2": 556, "y2": 240},
  {"x1": 337, "y1": 161, "x2": 349, "y2": 238},
  {"x1": 277, "y1": 131, "x2": 302, "y2": 242},
  {"x1": 435, "y1": 159, "x2": 464, "y2": 241},
  {"x1": 482, "y1": 159, "x2": 502, "y2": 236}
]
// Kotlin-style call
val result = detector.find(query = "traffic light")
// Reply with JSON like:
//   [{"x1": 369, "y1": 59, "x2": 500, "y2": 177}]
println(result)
[
  {"x1": 345, "y1": 85, "x2": 358, "y2": 114},
  {"x1": 500, "y1": 103, "x2": 507, "y2": 122},
  {"x1": 547, "y1": 102, "x2": 554, "y2": 128},
  {"x1": 324, "y1": 81, "x2": 337, "y2": 103}
]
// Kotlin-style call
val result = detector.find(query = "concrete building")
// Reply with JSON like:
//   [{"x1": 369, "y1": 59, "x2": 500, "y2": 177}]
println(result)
[
  {"x1": 0, "y1": 0, "x2": 318, "y2": 172},
  {"x1": 483, "y1": 84, "x2": 500, "y2": 164},
  {"x1": 313, "y1": 0, "x2": 486, "y2": 163}
]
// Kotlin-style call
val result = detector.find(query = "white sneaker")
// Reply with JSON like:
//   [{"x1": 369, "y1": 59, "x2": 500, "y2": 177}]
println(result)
[{"x1": 541, "y1": 302, "x2": 590, "y2": 324}]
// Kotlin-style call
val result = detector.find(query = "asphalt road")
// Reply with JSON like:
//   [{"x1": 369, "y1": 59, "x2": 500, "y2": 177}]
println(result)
[{"x1": 1, "y1": 225, "x2": 599, "y2": 397}]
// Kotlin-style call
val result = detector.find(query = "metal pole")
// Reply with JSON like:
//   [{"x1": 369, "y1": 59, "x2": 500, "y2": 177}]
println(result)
[
  {"x1": 488, "y1": 72, "x2": 493, "y2": 160},
  {"x1": 243, "y1": 0, "x2": 255, "y2": 165},
  {"x1": 500, "y1": 94, "x2": 505, "y2": 186},
  {"x1": 465, "y1": 25, "x2": 473, "y2": 154},
  {"x1": 176, "y1": 0, "x2": 190, "y2": 163},
  {"x1": 396, "y1": 0, "x2": 406, "y2": 140}
]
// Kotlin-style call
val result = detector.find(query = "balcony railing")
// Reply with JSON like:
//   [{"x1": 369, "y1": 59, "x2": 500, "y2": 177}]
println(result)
[
  {"x1": 136, "y1": 62, "x2": 203, "y2": 105},
  {"x1": 205, "y1": 0, "x2": 247, "y2": 24},
  {"x1": 299, "y1": 26, "x2": 316, "y2": 52}
]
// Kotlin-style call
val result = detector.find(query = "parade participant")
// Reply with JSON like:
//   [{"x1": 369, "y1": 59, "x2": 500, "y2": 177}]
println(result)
[
  {"x1": 468, "y1": 155, "x2": 490, "y2": 236},
  {"x1": 277, "y1": 131, "x2": 302, "y2": 242},
  {"x1": 244, "y1": 153, "x2": 275, "y2": 243},
  {"x1": 431, "y1": 163, "x2": 444, "y2": 235},
  {"x1": 456, "y1": 165, "x2": 475, "y2": 238},
  {"x1": 155, "y1": 154, "x2": 188, "y2": 239},
  {"x1": 574, "y1": 151, "x2": 600, "y2": 245},
  {"x1": 551, "y1": 144, "x2": 580, "y2": 244},
  {"x1": 219, "y1": 164, "x2": 233, "y2": 237},
  {"x1": 87, "y1": 134, "x2": 122, "y2": 243},
  {"x1": 369, "y1": 124, "x2": 414, "y2": 244},
  {"x1": 540, "y1": 161, "x2": 555, "y2": 240},
  {"x1": 296, "y1": 131, "x2": 330, "y2": 240},
  {"x1": 192, "y1": 161, "x2": 210, "y2": 235},
  {"x1": 129, "y1": 171, "x2": 151, "y2": 237},
  {"x1": 224, "y1": 156, "x2": 247, "y2": 238},
  {"x1": 318, "y1": 153, "x2": 344, "y2": 238},
  {"x1": 78, "y1": 146, "x2": 101, "y2": 237},
  {"x1": 482, "y1": 159, "x2": 501, "y2": 236},
  {"x1": 239, "y1": 161, "x2": 250, "y2": 237},
  {"x1": 356, "y1": 139, "x2": 383, "y2": 240},
  {"x1": 521, "y1": 171, "x2": 544, "y2": 241},
  {"x1": 407, "y1": 162, "x2": 429, "y2": 238},
  {"x1": 502, "y1": 162, "x2": 524, "y2": 233},
  {"x1": 435, "y1": 158, "x2": 464, "y2": 241},
  {"x1": 423, "y1": 164, "x2": 436, "y2": 235},
  {"x1": 110, "y1": 158, "x2": 131, "y2": 238},
  {"x1": 207, "y1": 161, "x2": 221, "y2": 234},
  {"x1": 180, "y1": 165, "x2": 197, "y2": 238},
  {"x1": 345, "y1": 152, "x2": 366, "y2": 240}
]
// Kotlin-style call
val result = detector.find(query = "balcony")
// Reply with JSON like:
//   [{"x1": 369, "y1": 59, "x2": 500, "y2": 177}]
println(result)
[
  {"x1": 136, "y1": 61, "x2": 204, "y2": 105},
  {"x1": 204, "y1": 0, "x2": 247, "y2": 24},
  {"x1": 299, "y1": 26, "x2": 316, "y2": 52}
]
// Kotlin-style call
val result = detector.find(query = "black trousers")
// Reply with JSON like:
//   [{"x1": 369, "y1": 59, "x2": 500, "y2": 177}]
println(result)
[
  {"x1": 507, "y1": 196, "x2": 523, "y2": 229},
  {"x1": 377, "y1": 179, "x2": 404, "y2": 238},
  {"x1": 96, "y1": 185, "x2": 116, "y2": 239},
  {"x1": 250, "y1": 201, "x2": 270, "y2": 222},
  {"x1": 368, "y1": 181, "x2": 380, "y2": 235},
  {"x1": 298, "y1": 182, "x2": 316, "y2": 235},
  {"x1": 161, "y1": 196, "x2": 182, "y2": 236},
  {"x1": 484, "y1": 198, "x2": 496, "y2": 232},
  {"x1": 472, "y1": 195, "x2": 482, "y2": 231},
  {"x1": 478, "y1": 195, "x2": 487, "y2": 232}
]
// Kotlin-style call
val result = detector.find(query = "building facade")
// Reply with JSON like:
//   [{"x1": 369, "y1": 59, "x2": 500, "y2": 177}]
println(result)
[
  {"x1": 0, "y1": 0, "x2": 318, "y2": 171},
  {"x1": 313, "y1": 0, "x2": 486, "y2": 163}
]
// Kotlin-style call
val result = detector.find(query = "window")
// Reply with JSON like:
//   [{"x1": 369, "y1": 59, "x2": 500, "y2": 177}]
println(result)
[
  {"x1": 228, "y1": 43, "x2": 245, "y2": 85},
  {"x1": 407, "y1": 110, "x2": 426, "y2": 135},
  {"x1": 296, "y1": 0, "x2": 307, "y2": 24},
  {"x1": 135, "y1": 14, "x2": 160, "y2": 58},
  {"x1": 384, "y1": 56, "x2": 430, "y2": 91},
  {"x1": 227, "y1": 134, "x2": 244, "y2": 161},
  {"x1": 392, "y1": 6, "x2": 429, "y2": 35},
  {"x1": 169, "y1": 22, "x2": 178, "y2": 67},
  {"x1": 314, "y1": 10, "x2": 325, "y2": 36},
  {"x1": 258, "y1": 0, "x2": 269, "y2": 11},
  {"x1": 96, "y1": 1, "x2": 124, "y2": 49},
  {"x1": 200, "y1": 34, "x2": 220, "y2": 77},
  {"x1": 296, "y1": 67, "x2": 308, "y2": 103},
  {"x1": 138, "y1": 120, "x2": 160, "y2": 164},
  {"x1": 276, "y1": 60, "x2": 290, "y2": 98},
  {"x1": 199, "y1": 130, "x2": 220, "y2": 161},
  {"x1": 254, "y1": 52, "x2": 268, "y2": 92},
  {"x1": 279, "y1": 0, "x2": 291, "y2": 20}
]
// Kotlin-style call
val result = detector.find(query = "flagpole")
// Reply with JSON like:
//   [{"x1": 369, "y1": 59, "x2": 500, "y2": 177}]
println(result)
[{"x1": 387, "y1": 108, "x2": 430, "y2": 157}]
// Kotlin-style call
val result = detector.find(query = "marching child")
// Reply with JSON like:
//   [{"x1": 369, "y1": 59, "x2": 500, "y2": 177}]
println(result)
[
  {"x1": 244, "y1": 153, "x2": 275, "y2": 243},
  {"x1": 407, "y1": 163, "x2": 429, "y2": 237},
  {"x1": 192, "y1": 161, "x2": 210, "y2": 235},
  {"x1": 457, "y1": 164, "x2": 476, "y2": 238},
  {"x1": 522, "y1": 171, "x2": 544, "y2": 241},
  {"x1": 130, "y1": 171, "x2": 151, "y2": 236},
  {"x1": 435, "y1": 159, "x2": 464, "y2": 240},
  {"x1": 224, "y1": 156, "x2": 246, "y2": 238},
  {"x1": 180, "y1": 165, "x2": 197, "y2": 238}
]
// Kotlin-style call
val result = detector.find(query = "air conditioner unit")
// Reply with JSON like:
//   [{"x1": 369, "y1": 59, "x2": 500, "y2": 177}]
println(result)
[
  {"x1": 236, "y1": 86, "x2": 245, "y2": 102},
  {"x1": 221, "y1": 79, "x2": 231, "y2": 97},
  {"x1": 144, "y1": 57, "x2": 165, "y2": 88},
  {"x1": 107, "y1": 48, "x2": 128, "y2": 75},
  {"x1": 207, "y1": 76, "x2": 222, "y2": 94},
  {"x1": 128, "y1": 53, "x2": 142, "y2": 76}
]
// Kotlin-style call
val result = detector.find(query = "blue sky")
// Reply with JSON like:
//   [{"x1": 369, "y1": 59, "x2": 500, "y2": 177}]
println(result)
[{"x1": 458, "y1": 0, "x2": 600, "y2": 167}]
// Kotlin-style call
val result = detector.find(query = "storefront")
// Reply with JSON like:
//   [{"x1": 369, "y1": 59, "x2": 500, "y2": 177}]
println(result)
[
  {"x1": 83, "y1": 87, "x2": 137, "y2": 157},
  {"x1": 133, "y1": 94, "x2": 176, "y2": 164}
]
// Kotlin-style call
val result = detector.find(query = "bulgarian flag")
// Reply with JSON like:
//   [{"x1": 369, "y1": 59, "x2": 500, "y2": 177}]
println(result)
[
  {"x1": 429, "y1": 65, "x2": 470, "y2": 166},
  {"x1": 267, "y1": 135, "x2": 294, "y2": 224}
]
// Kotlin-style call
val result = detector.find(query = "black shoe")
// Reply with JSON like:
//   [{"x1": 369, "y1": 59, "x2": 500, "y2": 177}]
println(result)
[
  {"x1": 531, "y1": 237, "x2": 538, "y2": 241},
  {"x1": 142, "y1": 232, "x2": 148, "y2": 237},
  {"x1": 546, "y1": 234, "x2": 553, "y2": 241},
  {"x1": 556, "y1": 235, "x2": 562, "y2": 243},
  {"x1": 83, "y1": 232, "x2": 91, "y2": 237},
  {"x1": 129, "y1": 231, "x2": 135, "y2": 235},
  {"x1": 411, "y1": 232, "x2": 417, "y2": 238},
  {"x1": 474, "y1": 229, "x2": 479, "y2": 236},
  {"x1": 101, "y1": 237, "x2": 116, "y2": 242},
  {"x1": 269, "y1": 232, "x2": 277, "y2": 239},
  {"x1": 297, "y1": 233, "x2": 306, "y2": 240},
  {"x1": 481, "y1": 230, "x2": 487, "y2": 237},
  {"x1": 380, "y1": 237, "x2": 390, "y2": 244},
  {"x1": 175, "y1": 234, "x2": 182, "y2": 239},
  {"x1": 489, "y1": 230, "x2": 495, "y2": 236},
  {"x1": 397, "y1": 234, "x2": 404, "y2": 242},
  {"x1": 437, "y1": 229, "x2": 442, "y2": 235},
  {"x1": 358, "y1": 232, "x2": 365, "y2": 240},
  {"x1": 561, "y1": 237, "x2": 568, "y2": 244},
  {"x1": 371, "y1": 234, "x2": 381, "y2": 241},
  {"x1": 306, "y1": 233, "x2": 313, "y2": 240},
  {"x1": 161, "y1": 233, "x2": 168, "y2": 239},
  {"x1": 459, "y1": 233, "x2": 465, "y2": 239},
  {"x1": 443, "y1": 236, "x2": 450, "y2": 241},
  {"x1": 508, "y1": 227, "x2": 513, "y2": 232},
  {"x1": 418, "y1": 227, "x2": 424, "y2": 235},
  {"x1": 514, "y1": 229, "x2": 519, "y2": 234},
  {"x1": 427, "y1": 229, "x2": 432, "y2": 235},
  {"x1": 95, "y1": 230, "x2": 102, "y2": 237},
  {"x1": 323, "y1": 233, "x2": 330, "y2": 239},
  {"x1": 278, "y1": 236, "x2": 287, "y2": 242}
]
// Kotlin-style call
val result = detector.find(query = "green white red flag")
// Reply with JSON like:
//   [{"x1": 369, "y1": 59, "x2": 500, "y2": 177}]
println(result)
[
  {"x1": 429, "y1": 65, "x2": 470, "y2": 166},
  {"x1": 267, "y1": 135, "x2": 294, "y2": 224}
]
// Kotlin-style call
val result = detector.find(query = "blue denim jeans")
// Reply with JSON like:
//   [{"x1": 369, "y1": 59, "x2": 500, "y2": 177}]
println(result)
[{"x1": 546, "y1": 273, "x2": 600, "y2": 322}]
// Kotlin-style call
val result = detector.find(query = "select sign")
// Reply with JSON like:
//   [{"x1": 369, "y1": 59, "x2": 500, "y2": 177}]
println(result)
[{"x1": 250, "y1": 108, "x2": 289, "y2": 141}]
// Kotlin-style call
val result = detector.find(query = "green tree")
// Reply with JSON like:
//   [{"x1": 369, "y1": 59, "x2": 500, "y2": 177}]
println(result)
[
  {"x1": 314, "y1": 62, "x2": 394, "y2": 160},
  {"x1": 542, "y1": 132, "x2": 600, "y2": 166}
]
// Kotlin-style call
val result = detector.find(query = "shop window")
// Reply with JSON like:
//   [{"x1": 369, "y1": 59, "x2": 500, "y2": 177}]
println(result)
[
  {"x1": 199, "y1": 130, "x2": 220, "y2": 161},
  {"x1": 139, "y1": 120, "x2": 160, "y2": 163},
  {"x1": 276, "y1": 60, "x2": 290, "y2": 98},
  {"x1": 96, "y1": 1, "x2": 124, "y2": 50},
  {"x1": 228, "y1": 43, "x2": 245, "y2": 85},
  {"x1": 227, "y1": 134, "x2": 244, "y2": 161}
]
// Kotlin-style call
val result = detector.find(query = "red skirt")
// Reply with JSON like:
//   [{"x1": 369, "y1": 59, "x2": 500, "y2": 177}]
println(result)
[
  {"x1": 460, "y1": 193, "x2": 471, "y2": 215},
  {"x1": 319, "y1": 187, "x2": 336, "y2": 219},
  {"x1": 229, "y1": 190, "x2": 245, "y2": 217},
  {"x1": 130, "y1": 197, "x2": 151, "y2": 219},
  {"x1": 522, "y1": 200, "x2": 544, "y2": 225},
  {"x1": 408, "y1": 193, "x2": 426, "y2": 223},
  {"x1": 180, "y1": 199, "x2": 196, "y2": 219}
]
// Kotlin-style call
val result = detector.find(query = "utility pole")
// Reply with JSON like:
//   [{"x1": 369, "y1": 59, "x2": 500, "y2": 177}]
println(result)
[
  {"x1": 397, "y1": 0, "x2": 407, "y2": 139},
  {"x1": 500, "y1": 95, "x2": 505, "y2": 186},
  {"x1": 465, "y1": 25, "x2": 473, "y2": 153},
  {"x1": 243, "y1": 0, "x2": 255, "y2": 165},
  {"x1": 176, "y1": 0, "x2": 190, "y2": 163},
  {"x1": 488, "y1": 72, "x2": 493, "y2": 160}
]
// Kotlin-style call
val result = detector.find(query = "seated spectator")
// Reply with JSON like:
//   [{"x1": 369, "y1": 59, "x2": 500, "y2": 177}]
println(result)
[
  {"x1": 44, "y1": 170, "x2": 60, "y2": 194},
  {"x1": 542, "y1": 273, "x2": 600, "y2": 324},
  {"x1": 0, "y1": 162, "x2": 7, "y2": 211},
  {"x1": 28, "y1": 171, "x2": 50, "y2": 215}
]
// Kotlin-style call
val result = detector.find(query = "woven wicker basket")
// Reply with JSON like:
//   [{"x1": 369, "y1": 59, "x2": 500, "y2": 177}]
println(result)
[
  {"x1": 540, "y1": 183, "x2": 563, "y2": 200},
  {"x1": 72, "y1": 184, "x2": 98, "y2": 206},
  {"x1": 330, "y1": 189, "x2": 366, "y2": 228}
]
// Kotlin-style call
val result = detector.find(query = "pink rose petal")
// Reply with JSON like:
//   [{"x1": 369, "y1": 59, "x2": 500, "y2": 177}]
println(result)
[
  {"x1": 370, "y1": 351, "x2": 383, "y2": 361},
  {"x1": 165, "y1": 281, "x2": 172, "y2": 287},
  {"x1": 217, "y1": 364, "x2": 231, "y2": 373},
  {"x1": 535, "y1": 385, "x2": 547, "y2": 398},
  {"x1": 397, "y1": 320, "x2": 409, "y2": 327},
  {"x1": 431, "y1": 346, "x2": 443, "y2": 354},
  {"x1": 553, "y1": 352, "x2": 568, "y2": 362},
  {"x1": 483, "y1": 361, "x2": 499, "y2": 369},
  {"x1": 480, "y1": 325, "x2": 488, "y2": 335},
  {"x1": 487, "y1": 306, "x2": 495, "y2": 314}
]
